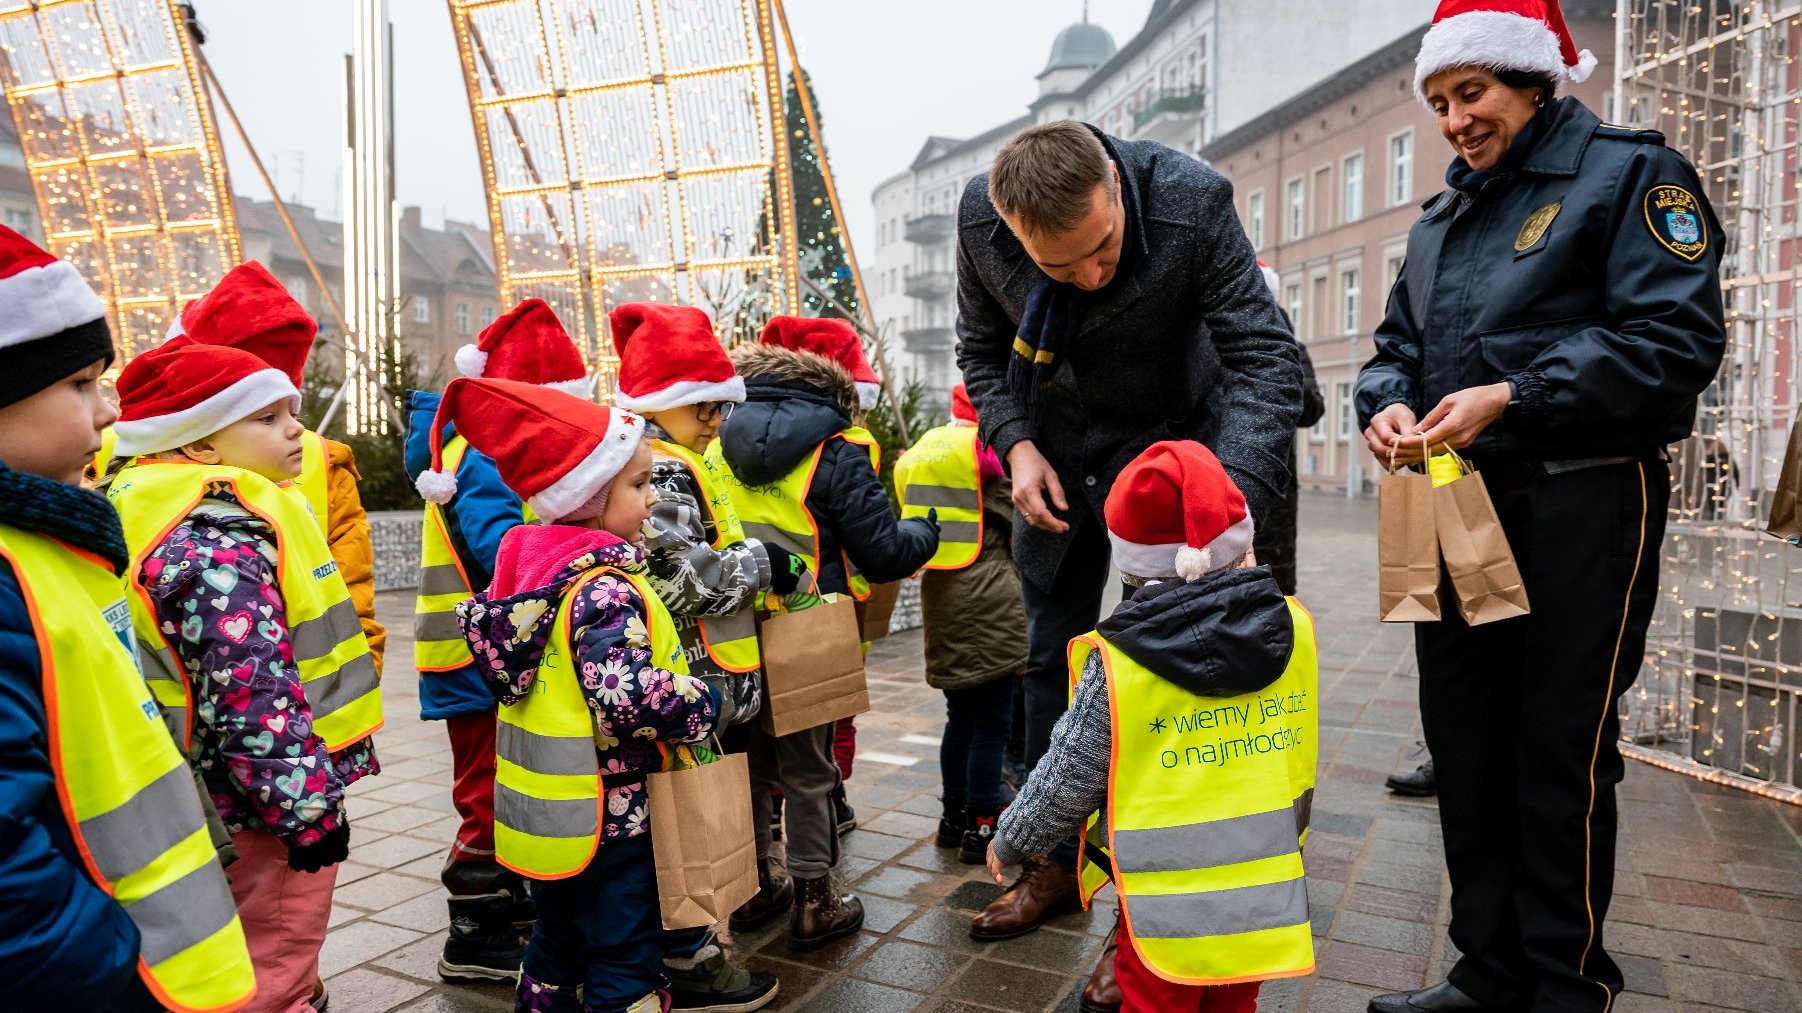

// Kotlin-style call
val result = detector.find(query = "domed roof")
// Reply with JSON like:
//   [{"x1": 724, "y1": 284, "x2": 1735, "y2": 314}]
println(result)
[{"x1": 1041, "y1": 19, "x2": 1116, "y2": 76}]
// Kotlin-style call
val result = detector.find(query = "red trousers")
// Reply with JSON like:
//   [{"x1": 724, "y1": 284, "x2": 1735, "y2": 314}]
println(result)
[
  {"x1": 1116, "y1": 928, "x2": 1261, "y2": 1013},
  {"x1": 446, "y1": 711, "x2": 498, "y2": 865},
  {"x1": 832, "y1": 715, "x2": 856, "y2": 782}
]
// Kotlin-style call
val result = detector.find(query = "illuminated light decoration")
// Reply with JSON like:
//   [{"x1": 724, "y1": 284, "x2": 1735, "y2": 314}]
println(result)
[
  {"x1": 343, "y1": 0, "x2": 397, "y2": 435},
  {"x1": 1618, "y1": 0, "x2": 1802, "y2": 802},
  {"x1": 0, "y1": 0, "x2": 240, "y2": 365},
  {"x1": 445, "y1": 0, "x2": 798, "y2": 399}
]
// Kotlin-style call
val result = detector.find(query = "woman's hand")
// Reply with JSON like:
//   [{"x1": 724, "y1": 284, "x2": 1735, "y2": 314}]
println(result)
[
  {"x1": 1416, "y1": 382, "x2": 1513, "y2": 452},
  {"x1": 1364, "y1": 403, "x2": 1421, "y2": 467}
]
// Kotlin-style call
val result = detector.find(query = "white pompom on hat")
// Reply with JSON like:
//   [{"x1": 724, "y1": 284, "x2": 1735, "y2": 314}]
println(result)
[
  {"x1": 454, "y1": 298, "x2": 593, "y2": 398},
  {"x1": 1414, "y1": 0, "x2": 1596, "y2": 104},
  {"x1": 1104, "y1": 441, "x2": 1254, "y2": 582}
]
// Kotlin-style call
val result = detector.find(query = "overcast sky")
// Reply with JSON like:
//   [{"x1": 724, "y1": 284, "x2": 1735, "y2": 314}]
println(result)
[{"x1": 194, "y1": 0, "x2": 1154, "y2": 263}]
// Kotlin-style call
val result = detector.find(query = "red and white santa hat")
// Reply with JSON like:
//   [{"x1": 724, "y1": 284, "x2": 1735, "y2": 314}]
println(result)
[
  {"x1": 760, "y1": 315, "x2": 881, "y2": 410},
  {"x1": 113, "y1": 341, "x2": 299, "y2": 457},
  {"x1": 414, "y1": 376, "x2": 644, "y2": 522},
  {"x1": 1104, "y1": 441, "x2": 1254, "y2": 582},
  {"x1": 1414, "y1": 0, "x2": 1596, "y2": 104},
  {"x1": 166, "y1": 261, "x2": 317, "y2": 387},
  {"x1": 0, "y1": 225, "x2": 112, "y2": 409},
  {"x1": 1256, "y1": 260, "x2": 1281, "y2": 302},
  {"x1": 951, "y1": 383, "x2": 978, "y2": 424},
  {"x1": 455, "y1": 298, "x2": 592, "y2": 398},
  {"x1": 609, "y1": 302, "x2": 744, "y2": 413}
]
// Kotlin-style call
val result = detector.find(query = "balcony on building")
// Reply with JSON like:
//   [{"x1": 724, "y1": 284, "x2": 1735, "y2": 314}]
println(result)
[
  {"x1": 902, "y1": 324, "x2": 954, "y2": 354},
  {"x1": 1132, "y1": 87, "x2": 1205, "y2": 149},
  {"x1": 904, "y1": 268, "x2": 954, "y2": 302},
  {"x1": 904, "y1": 212, "x2": 955, "y2": 246}
]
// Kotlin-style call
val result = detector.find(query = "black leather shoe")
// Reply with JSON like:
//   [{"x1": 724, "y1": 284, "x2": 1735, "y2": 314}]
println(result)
[
  {"x1": 1368, "y1": 981, "x2": 1501, "y2": 1012},
  {"x1": 1386, "y1": 758, "x2": 1437, "y2": 797}
]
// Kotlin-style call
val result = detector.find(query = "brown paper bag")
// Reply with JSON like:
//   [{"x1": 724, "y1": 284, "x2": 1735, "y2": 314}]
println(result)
[
  {"x1": 1378, "y1": 466, "x2": 1443, "y2": 622},
  {"x1": 1767, "y1": 415, "x2": 1802, "y2": 542},
  {"x1": 855, "y1": 581, "x2": 902, "y2": 642},
  {"x1": 1433, "y1": 464, "x2": 1531, "y2": 626},
  {"x1": 759, "y1": 596, "x2": 870, "y2": 737},
  {"x1": 647, "y1": 748, "x2": 759, "y2": 929}
]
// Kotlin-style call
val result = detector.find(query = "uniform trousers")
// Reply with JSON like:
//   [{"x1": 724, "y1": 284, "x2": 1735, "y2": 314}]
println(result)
[{"x1": 1418, "y1": 458, "x2": 1667, "y2": 1013}]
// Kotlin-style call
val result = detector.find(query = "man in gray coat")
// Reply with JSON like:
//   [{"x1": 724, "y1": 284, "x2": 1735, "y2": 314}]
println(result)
[{"x1": 955, "y1": 120, "x2": 1301, "y2": 972}]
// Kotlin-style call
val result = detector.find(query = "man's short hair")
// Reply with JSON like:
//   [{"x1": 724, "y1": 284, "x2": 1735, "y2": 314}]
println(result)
[{"x1": 989, "y1": 120, "x2": 1114, "y2": 238}]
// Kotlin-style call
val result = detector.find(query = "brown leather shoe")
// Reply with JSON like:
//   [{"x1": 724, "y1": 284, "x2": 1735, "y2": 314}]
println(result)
[
  {"x1": 728, "y1": 857, "x2": 795, "y2": 932},
  {"x1": 788, "y1": 873, "x2": 864, "y2": 950},
  {"x1": 1079, "y1": 911, "x2": 1122, "y2": 1012},
  {"x1": 970, "y1": 855, "x2": 1082, "y2": 940}
]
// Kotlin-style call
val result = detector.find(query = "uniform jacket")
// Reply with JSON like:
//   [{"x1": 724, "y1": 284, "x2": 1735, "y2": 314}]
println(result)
[
  {"x1": 1355, "y1": 98, "x2": 1727, "y2": 458},
  {"x1": 0, "y1": 464, "x2": 147, "y2": 1006},
  {"x1": 457, "y1": 525, "x2": 719, "y2": 841},
  {"x1": 322, "y1": 436, "x2": 386, "y2": 674},
  {"x1": 717, "y1": 345, "x2": 938, "y2": 597},
  {"x1": 404, "y1": 389, "x2": 524, "y2": 719},
  {"x1": 993, "y1": 566, "x2": 1295, "y2": 865},
  {"x1": 954, "y1": 128, "x2": 1302, "y2": 589}
]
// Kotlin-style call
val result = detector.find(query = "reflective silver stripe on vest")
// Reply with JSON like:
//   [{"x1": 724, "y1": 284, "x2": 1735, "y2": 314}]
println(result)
[
  {"x1": 415, "y1": 610, "x2": 465, "y2": 643},
  {"x1": 417, "y1": 562, "x2": 471, "y2": 598},
  {"x1": 80, "y1": 764, "x2": 204, "y2": 882},
  {"x1": 935, "y1": 520, "x2": 981, "y2": 544},
  {"x1": 905, "y1": 483, "x2": 981, "y2": 511},
  {"x1": 498, "y1": 721, "x2": 597, "y2": 777},
  {"x1": 291, "y1": 598, "x2": 363, "y2": 663},
  {"x1": 138, "y1": 639, "x2": 189, "y2": 743},
  {"x1": 127, "y1": 857, "x2": 241, "y2": 965},
  {"x1": 703, "y1": 607, "x2": 757, "y2": 644},
  {"x1": 1127, "y1": 877, "x2": 1309, "y2": 940},
  {"x1": 1114, "y1": 793, "x2": 1311, "y2": 874},
  {"x1": 741, "y1": 521, "x2": 811, "y2": 559},
  {"x1": 494, "y1": 781, "x2": 597, "y2": 838},
  {"x1": 305, "y1": 653, "x2": 380, "y2": 723}
]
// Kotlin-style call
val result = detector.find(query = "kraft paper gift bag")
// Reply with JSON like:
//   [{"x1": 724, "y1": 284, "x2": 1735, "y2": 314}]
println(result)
[
  {"x1": 855, "y1": 580, "x2": 902, "y2": 642},
  {"x1": 1767, "y1": 414, "x2": 1802, "y2": 543},
  {"x1": 759, "y1": 594, "x2": 870, "y2": 737},
  {"x1": 647, "y1": 744, "x2": 759, "y2": 929},
  {"x1": 1431, "y1": 453, "x2": 1531, "y2": 626},
  {"x1": 1378, "y1": 461, "x2": 1443, "y2": 622}
]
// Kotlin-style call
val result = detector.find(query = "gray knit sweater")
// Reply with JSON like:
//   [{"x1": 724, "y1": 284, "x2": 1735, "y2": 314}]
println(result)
[{"x1": 993, "y1": 652, "x2": 1110, "y2": 865}]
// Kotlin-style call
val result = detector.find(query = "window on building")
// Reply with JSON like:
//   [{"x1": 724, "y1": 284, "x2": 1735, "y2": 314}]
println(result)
[
  {"x1": 1246, "y1": 191, "x2": 1265, "y2": 249},
  {"x1": 1312, "y1": 166, "x2": 1332, "y2": 232},
  {"x1": 412, "y1": 296, "x2": 429, "y2": 324},
  {"x1": 287, "y1": 275, "x2": 308, "y2": 305},
  {"x1": 482, "y1": 304, "x2": 496, "y2": 326},
  {"x1": 1335, "y1": 381, "x2": 1355, "y2": 441},
  {"x1": 1341, "y1": 267, "x2": 1360, "y2": 335},
  {"x1": 455, "y1": 302, "x2": 470, "y2": 335},
  {"x1": 4, "y1": 208, "x2": 32, "y2": 231},
  {"x1": 1310, "y1": 392, "x2": 1329, "y2": 443},
  {"x1": 1286, "y1": 178, "x2": 1304, "y2": 240},
  {"x1": 1384, "y1": 252, "x2": 1405, "y2": 297},
  {"x1": 1284, "y1": 282, "x2": 1302, "y2": 338},
  {"x1": 1312, "y1": 274, "x2": 1329, "y2": 340},
  {"x1": 1389, "y1": 131, "x2": 1414, "y2": 207},
  {"x1": 1342, "y1": 153, "x2": 1364, "y2": 223}
]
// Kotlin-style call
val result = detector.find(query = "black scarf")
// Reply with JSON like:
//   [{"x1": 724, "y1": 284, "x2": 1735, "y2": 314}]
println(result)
[{"x1": 0, "y1": 463, "x2": 129, "y2": 574}]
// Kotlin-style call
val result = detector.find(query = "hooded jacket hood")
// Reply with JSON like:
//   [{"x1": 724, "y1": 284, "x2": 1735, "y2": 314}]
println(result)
[
  {"x1": 1098, "y1": 566, "x2": 1294, "y2": 697},
  {"x1": 717, "y1": 344, "x2": 859, "y2": 486}
]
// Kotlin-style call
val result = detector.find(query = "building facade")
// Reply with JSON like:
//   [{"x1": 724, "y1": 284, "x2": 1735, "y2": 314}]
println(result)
[{"x1": 1201, "y1": 3, "x2": 1614, "y2": 495}]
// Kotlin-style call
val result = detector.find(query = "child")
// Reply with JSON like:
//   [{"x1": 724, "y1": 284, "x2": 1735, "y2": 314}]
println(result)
[
  {"x1": 710, "y1": 317, "x2": 938, "y2": 948},
  {"x1": 405, "y1": 297, "x2": 592, "y2": 982},
  {"x1": 987, "y1": 441, "x2": 1318, "y2": 1013},
  {"x1": 162, "y1": 261, "x2": 387, "y2": 673},
  {"x1": 610, "y1": 302, "x2": 803, "y2": 1009},
  {"x1": 110, "y1": 340, "x2": 383, "y2": 1013},
  {"x1": 894, "y1": 383, "x2": 1026, "y2": 864},
  {"x1": 0, "y1": 227, "x2": 255, "y2": 1011},
  {"x1": 417, "y1": 377, "x2": 722, "y2": 1013}
]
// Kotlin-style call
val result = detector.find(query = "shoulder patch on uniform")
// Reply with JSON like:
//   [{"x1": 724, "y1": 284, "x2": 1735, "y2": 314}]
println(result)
[
  {"x1": 1644, "y1": 185, "x2": 1708, "y2": 261},
  {"x1": 1596, "y1": 123, "x2": 1666, "y2": 144}
]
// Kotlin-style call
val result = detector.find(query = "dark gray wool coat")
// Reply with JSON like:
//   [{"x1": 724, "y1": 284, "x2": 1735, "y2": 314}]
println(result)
[{"x1": 955, "y1": 128, "x2": 1303, "y2": 589}]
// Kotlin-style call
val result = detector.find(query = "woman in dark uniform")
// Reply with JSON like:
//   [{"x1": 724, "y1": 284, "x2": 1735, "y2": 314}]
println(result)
[{"x1": 1355, "y1": 2, "x2": 1726, "y2": 1011}]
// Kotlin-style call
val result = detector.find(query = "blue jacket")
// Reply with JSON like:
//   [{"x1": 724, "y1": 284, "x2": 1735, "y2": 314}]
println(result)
[
  {"x1": 0, "y1": 463, "x2": 152, "y2": 1006},
  {"x1": 404, "y1": 389, "x2": 526, "y2": 719}
]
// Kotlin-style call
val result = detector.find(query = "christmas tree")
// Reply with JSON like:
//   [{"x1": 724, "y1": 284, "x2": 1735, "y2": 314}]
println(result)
[{"x1": 784, "y1": 68, "x2": 860, "y2": 321}]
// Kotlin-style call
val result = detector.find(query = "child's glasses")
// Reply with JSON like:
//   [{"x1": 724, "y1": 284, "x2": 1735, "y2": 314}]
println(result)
[{"x1": 696, "y1": 402, "x2": 735, "y2": 424}]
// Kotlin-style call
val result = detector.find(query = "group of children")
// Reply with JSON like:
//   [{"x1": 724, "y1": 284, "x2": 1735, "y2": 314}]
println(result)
[{"x1": 0, "y1": 217, "x2": 1320, "y2": 1013}]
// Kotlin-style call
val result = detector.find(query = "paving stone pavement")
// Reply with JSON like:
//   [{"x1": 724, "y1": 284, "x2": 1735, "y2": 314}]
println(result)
[{"x1": 326, "y1": 494, "x2": 1802, "y2": 1013}]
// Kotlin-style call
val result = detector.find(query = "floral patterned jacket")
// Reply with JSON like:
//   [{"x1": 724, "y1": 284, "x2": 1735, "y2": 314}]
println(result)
[
  {"x1": 457, "y1": 524, "x2": 718, "y2": 841},
  {"x1": 143, "y1": 494, "x2": 378, "y2": 846}
]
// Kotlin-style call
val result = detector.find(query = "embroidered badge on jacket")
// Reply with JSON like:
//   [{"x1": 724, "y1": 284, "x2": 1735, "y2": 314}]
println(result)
[{"x1": 1645, "y1": 185, "x2": 1708, "y2": 261}]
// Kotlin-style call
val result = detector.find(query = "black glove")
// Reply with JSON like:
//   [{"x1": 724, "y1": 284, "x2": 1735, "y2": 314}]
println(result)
[
  {"x1": 286, "y1": 822, "x2": 350, "y2": 873},
  {"x1": 921, "y1": 508, "x2": 942, "y2": 535},
  {"x1": 767, "y1": 544, "x2": 809, "y2": 596}
]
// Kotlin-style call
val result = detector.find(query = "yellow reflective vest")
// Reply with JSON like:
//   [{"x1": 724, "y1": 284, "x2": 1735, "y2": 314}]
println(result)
[
  {"x1": 298, "y1": 429, "x2": 330, "y2": 531},
  {"x1": 110, "y1": 460, "x2": 385, "y2": 753},
  {"x1": 650, "y1": 439, "x2": 761, "y2": 674},
  {"x1": 894, "y1": 423, "x2": 984, "y2": 571},
  {"x1": 705, "y1": 427, "x2": 880, "y2": 602},
  {"x1": 494, "y1": 566, "x2": 691, "y2": 880},
  {"x1": 0, "y1": 524, "x2": 256, "y2": 1013},
  {"x1": 1070, "y1": 598, "x2": 1319, "y2": 986}
]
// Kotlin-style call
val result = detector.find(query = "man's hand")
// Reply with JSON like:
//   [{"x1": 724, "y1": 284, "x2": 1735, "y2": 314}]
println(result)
[
  {"x1": 1416, "y1": 382, "x2": 1512, "y2": 452},
  {"x1": 1008, "y1": 440, "x2": 1070, "y2": 534},
  {"x1": 986, "y1": 841, "x2": 1009, "y2": 885},
  {"x1": 1363, "y1": 403, "x2": 1421, "y2": 468}
]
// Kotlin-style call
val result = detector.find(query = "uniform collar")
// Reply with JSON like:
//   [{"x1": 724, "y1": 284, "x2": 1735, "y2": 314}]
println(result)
[{"x1": 1516, "y1": 97, "x2": 1599, "y2": 178}]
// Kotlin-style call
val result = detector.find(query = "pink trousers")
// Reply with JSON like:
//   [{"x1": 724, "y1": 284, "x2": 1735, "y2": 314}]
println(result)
[{"x1": 228, "y1": 829, "x2": 338, "y2": 1013}]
